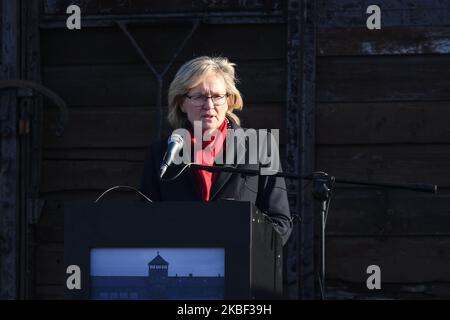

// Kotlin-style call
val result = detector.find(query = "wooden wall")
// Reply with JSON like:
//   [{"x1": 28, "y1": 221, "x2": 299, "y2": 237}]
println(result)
[
  {"x1": 35, "y1": 0, "x2": 450, "y2": 299},
  {"x1": 316, "y1": 0, "x2": 450, "y2": 299}
]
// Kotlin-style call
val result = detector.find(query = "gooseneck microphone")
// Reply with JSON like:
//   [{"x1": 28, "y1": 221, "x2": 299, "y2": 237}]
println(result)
[{"x1": 159, "y1": 133, "x2": 184, "y2": 180}]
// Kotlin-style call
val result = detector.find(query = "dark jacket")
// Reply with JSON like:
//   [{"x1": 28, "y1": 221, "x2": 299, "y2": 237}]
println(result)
[{"x1": 140, "y1": 120, "x2": 293, "y2": 245}]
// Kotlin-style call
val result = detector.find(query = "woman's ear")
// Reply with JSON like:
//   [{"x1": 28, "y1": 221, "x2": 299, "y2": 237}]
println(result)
[{"x1": 179, "y1": 102, "x2": 186, "y2": 113}]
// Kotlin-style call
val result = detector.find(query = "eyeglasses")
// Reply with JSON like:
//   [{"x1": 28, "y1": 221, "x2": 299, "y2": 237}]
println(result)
[{"x1": 184, "y1": 93, "x2": 229, "y2": 107}]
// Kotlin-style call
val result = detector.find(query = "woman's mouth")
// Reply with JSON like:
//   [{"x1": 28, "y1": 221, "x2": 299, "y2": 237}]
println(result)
[{"x1": 202, "y1": 115, "x2": 215, "y2": 121}]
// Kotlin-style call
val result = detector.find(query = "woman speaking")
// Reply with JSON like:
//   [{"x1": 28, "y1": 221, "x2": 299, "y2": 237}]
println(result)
[{"x1": 141, "y1": 56, "x2": 292, "y2": 245}]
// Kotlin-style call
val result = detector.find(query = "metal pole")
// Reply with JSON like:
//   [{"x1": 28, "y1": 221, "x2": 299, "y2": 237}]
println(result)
[
  {"x1": 0, "y1": 0, "x2": 19, "y2": 300},
  {"x1": 321, "y1": 200, "x2": 326, "y2": 299}
]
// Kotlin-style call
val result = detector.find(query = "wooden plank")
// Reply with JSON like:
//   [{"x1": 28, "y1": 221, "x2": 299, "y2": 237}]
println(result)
[
  {"x1": 44, "y1": 107, "x2": 157, "y2": 148},
  {"x1": 42, "y1": 0, "x2": 285, "y2": 15},
  {"x1": 43, "y1": 148, "x2": 147, "y2": 162},
  {"x1": 317, "y1": 145, "x2": 450, "y2": 187},
  {"x1": 318, "y1": 27, "x2": 450, "y2": 56},
  {"x1": 320, "y1": 0, "x2": 449, "y2": 10},
  {"x1": 318, "y1": 0, "x2": 450, "y2": 27},
  {"x1": 42, "y1": 61, "x2": 286, "y2": 107},
  {"x1": 317, "y1": 55, "x2": 450, "y2": 102},
  {"x1": 326, "y1": 188, "x2": 450, "y2": 236},
  {"x1": 43, "y1": 104, "x2": 285, "y2": 149},
  {"x1": 37, "y1": 192, "x2": 151, "y2": 243},
  {"x1": 41, "y1": 159, "x2": 143, "y2": 192},
  {"x1": 326, "y1": 237, "x2": 450, "y2": 283},
  {"x1": 238, "y1": 105, "x2": 287, "y2": 139},
  {"x1": 41, "y1": 24, "x2": 286, "y2": 66},
  {"x1": 36, "y1": 243, "x2": 64, "y2": 286},
  {"x1": 317, "y1": 102, "x2": 450, "y2": 144},
  {"x1": 35, "y1": 285, "x2": 64, "y2": 300}
]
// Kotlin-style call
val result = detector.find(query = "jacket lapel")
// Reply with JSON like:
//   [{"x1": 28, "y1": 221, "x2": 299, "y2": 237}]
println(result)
[
  {"x1": 209, "y1": 122, "x2": 246, "y2": 200},
  {"x1": 188, "y1": 169, "x2": 203, "y2": 200},
  {"x1": 165, "y1": 163, "x2": 203, "y2": 200}
]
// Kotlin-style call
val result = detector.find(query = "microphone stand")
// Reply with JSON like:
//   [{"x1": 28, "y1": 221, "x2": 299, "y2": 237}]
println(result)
[{"x1": 187, "y1": 163, "x2": 438, "y2": 299}]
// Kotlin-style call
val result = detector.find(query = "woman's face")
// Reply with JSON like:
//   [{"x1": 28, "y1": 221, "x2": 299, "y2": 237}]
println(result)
[{"x1": 181, "y1": 73, "x2": 229, "y2": 130}]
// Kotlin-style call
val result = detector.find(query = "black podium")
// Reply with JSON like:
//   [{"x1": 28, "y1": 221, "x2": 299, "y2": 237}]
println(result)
[{"x1": 64, "y1": 200, "x2": 282, "y2": 300}]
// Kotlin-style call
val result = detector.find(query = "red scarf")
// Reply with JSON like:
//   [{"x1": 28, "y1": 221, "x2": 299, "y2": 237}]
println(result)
[{"x1": 190, "y1": 119, "x2": 228, "y2": 201}]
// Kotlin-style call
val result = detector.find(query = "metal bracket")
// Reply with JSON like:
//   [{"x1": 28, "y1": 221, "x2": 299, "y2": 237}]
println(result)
[
  {"x1": 0, "y1": 80, "x2": 69, "y2": 136},
  {"x1": 27, "y1": 197, "x2": 45, "y2": 225}
]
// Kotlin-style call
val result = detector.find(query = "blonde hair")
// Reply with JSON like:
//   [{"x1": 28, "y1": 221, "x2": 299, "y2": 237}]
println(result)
[{"x1": 168, "y1": 56, "x2": 243, "y2": 128}]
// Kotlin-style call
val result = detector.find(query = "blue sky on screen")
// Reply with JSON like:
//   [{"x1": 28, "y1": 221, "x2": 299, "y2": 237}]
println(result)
[{"x1": 91, "y1": 248, "x2": 224, "y2": 277}]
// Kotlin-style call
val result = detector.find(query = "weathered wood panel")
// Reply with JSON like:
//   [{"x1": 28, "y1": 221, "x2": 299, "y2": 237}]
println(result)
[
  {"x1": 43, "y1": 104, "x2": 285, "y2": 149},
  {"x1": 42, "y1": 0, "x2": 450, "y2": 28},
  {"x1": 319, "y1": 27, "x2": 450, "y2": 56},
  {"x1": 37, "y1": 200, "x2": 64, "y2": 243},
  {"x1": 317, "y1": 145, "x2": 450, "y2": 187},
  {"x1": 315, "y1": 2, "x2": 450, "y2": 299},
  {"x1": 317, "y1": 56, "x2": 450, "y2": 102},
  {"x1": 326, "y1": 188, "x2": 450, "y2": 236},
  {"x1": 40, "y1": 159, "x2": 143, "y2": 192},
  {"x1": 318, "y1": 0, "x2": 450, "y2": 27},
  {"x1": 326, "y1": 237, "x2": 450, "y2": 283},
  {"x1": 35, "y1": 285, "x2": 64, "y2": 300},
  {"x1": 317, "y1": 102, "x2": 450, "y2": 144},
  {"x1": 42, "y1": 61, "x2": 286, "y2": 106},
  {"x1": 41, "y1": 24, "x2": 286, "y2": 66},
  {"x1": 44, "y1": 107, "x2": 157, "y2": 149},
  {"x1": 42, "y1": 0, "x2": 285, "y2": 15},
  {"x1": 36, "y1": 243, "x2": 64, "y2": 286}
]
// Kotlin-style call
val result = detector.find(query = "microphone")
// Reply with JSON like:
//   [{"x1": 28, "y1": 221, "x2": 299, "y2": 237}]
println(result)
[{"x1": 159, "y1": 133, "x2": 184, "y2": 180}]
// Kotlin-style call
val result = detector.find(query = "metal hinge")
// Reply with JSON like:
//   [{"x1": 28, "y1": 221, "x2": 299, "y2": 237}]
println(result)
[{"x1": 27, "y1": 197, "x2": 45, "y2": 225}]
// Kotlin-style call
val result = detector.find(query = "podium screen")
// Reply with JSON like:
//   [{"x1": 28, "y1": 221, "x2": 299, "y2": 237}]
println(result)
[{"x1": 90, "y1": 248, "x2": 225, "y2": 300}]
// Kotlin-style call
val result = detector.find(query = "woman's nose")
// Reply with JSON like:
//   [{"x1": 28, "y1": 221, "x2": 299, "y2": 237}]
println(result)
[{"x1": 203, "y1": 97, "x2": 215, "y2": 109}]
